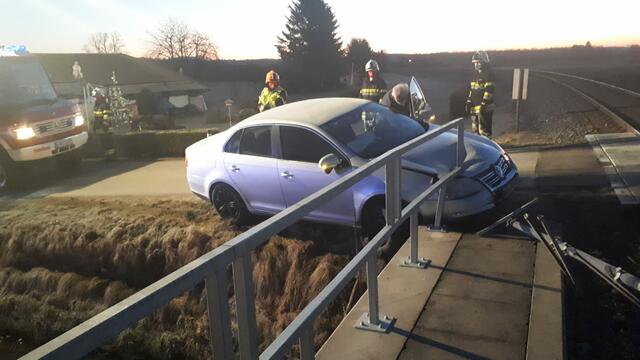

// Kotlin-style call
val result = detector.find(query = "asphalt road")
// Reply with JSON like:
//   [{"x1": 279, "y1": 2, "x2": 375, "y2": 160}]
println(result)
[{"x1": 2, "y1": 158, "x2": 190, "y2": 200}]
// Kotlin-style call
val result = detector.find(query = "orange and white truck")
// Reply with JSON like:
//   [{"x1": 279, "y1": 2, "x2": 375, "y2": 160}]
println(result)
[{"x1": 0, "y1": 45, "x2": 88, "y2": 190}]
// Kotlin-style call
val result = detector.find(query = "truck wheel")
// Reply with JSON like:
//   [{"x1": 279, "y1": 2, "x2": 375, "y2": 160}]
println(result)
[
  {"x1": 0, "y1": 153, "x2": 16, "y2": 192},
  {"x1": 57, "y1": 150, "x2": 83, "y2": 171}
]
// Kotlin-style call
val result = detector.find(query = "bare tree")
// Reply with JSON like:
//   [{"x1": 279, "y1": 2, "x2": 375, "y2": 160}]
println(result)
[
  {"x1": 84, "y1": 32, "x2": 126, "y2": 54},
  {"x1": 148, "y1": 18, "x2": 219, "y2": 60},
  {"x1": 191, "y1": 31, "x2": 219, "y2": 60}
]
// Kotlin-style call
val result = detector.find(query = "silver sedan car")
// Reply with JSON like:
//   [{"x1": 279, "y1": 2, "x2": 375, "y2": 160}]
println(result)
[{"x1": 186, "y1": 97, "x2": 517, "y2": 237}]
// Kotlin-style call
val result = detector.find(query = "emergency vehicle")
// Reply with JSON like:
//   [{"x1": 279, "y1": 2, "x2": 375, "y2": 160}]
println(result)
[{"x1": 0, "y1": 45, "x2": 88, "y2": 190}]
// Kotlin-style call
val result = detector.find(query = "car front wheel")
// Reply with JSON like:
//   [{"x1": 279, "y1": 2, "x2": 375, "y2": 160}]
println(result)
[{"x1": 211, "y1": 183, "x2": 249, "y2": 225}]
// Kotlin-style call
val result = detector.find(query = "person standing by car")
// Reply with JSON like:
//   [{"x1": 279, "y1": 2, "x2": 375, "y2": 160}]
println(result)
[
  {"x1": 258, "y1": 70, "x2": 287, "y2": 112},
  {"x1": 465, "y1": 51, "x2": 495, "y2": 137},
  {"x1": 380, "y1": 83, "x2": 411, "y2": 117},
  {"x1": 359, "y1": 60, "x2": 387, "y2": 103},
  {"x1": 92, "y1": 87, "x2": 115, "y2": 158}
]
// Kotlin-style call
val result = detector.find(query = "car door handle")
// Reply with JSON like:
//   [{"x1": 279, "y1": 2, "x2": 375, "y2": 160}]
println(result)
[
  {"x1": 230, "y1": 165, "x2": 240, "y2": 172},
  {"x1": 280, "y1": 171, "x2": 294, "y2": 179}
]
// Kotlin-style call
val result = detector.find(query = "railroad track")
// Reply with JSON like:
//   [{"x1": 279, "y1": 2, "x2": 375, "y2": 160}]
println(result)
[{"x1": 533, "y1": 70, "x2": 640, "y2": 135}]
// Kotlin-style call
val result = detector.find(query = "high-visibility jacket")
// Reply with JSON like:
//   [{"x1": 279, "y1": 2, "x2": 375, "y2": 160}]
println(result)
[
  {"x1": 258, "y1": 86, "x2": 287, "y2": 111},
  {"x1": 467, "y1": 68, "x2": 495, "y2": 113},
  {"x1": 93, "y1": 100, "x2": 112, "y2": 134},
  {"x1": 360, "y1": 76, "x2": 388, "y2": 103}
]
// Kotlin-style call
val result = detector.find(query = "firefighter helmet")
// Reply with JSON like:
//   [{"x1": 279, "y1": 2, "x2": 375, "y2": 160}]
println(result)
[
  {"x1": 265, "y1": 70, "x2": 280, "y2": 84},
  {"x1": 365, "y1": 59, "x2": 380, "y2": 73},
  {"x1": 472, "y1": 51, "x2": 490, "y2": 64},
  {"x1": 390, "y1": 83, "x2": 410, "y2": 106}
]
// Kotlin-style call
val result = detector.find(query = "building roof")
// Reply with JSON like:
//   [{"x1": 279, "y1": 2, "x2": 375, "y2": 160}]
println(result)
[
  {"x1": 35, "y1": 53, "x2": 208, "y2": 97},
  {"x1": 242, "y1": 98, "x2": 370, "y2": 127}
]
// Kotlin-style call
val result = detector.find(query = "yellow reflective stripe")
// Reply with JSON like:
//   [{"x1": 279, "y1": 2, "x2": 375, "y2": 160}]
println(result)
[
  {"x1": 483, "y1": 92, "x2": 493, "y2": 100},
  {"x1": 484, "y1": 82, "x2": 494, "y2": 87}
]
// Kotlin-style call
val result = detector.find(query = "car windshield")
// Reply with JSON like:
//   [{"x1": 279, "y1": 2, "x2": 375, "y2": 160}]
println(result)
[
  {"x1": 321, "y1": 103, "x2": 426, "y2": 159},
  {"x1": 0, "y1": 58, "x2": 57, "y2": 107}
]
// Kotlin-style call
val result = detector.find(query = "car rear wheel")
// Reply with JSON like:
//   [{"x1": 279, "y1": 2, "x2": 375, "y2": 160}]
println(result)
[{"x1": 211, "y1": 183, "x2": 249, "y2": 225}]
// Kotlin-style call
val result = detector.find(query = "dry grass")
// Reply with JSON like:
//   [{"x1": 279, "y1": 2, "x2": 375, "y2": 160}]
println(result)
[{"x1": 0, "y1": 197, "x2": 355, "y2": 358}]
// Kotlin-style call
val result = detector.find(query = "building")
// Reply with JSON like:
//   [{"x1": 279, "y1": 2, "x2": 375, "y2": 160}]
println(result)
[{"x1": 35, "y1": 53, "x2": 209, "y2": 114}]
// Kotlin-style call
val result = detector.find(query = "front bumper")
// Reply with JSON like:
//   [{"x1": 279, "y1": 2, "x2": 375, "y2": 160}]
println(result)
[
  {"x1": 3, "y1": 131, "x2": 88, "y2": 162},
  {"x1": 418, "y1": 171, "x2": 519, "y2": 219}
]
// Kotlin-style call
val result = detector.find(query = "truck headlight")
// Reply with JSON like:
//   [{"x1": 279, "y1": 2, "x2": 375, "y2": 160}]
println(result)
[
  {"x1": 74, "y1": 114, "x2": 85, "y2": 126},
  {"x1": 15, "y1": 127, "x2": 36, "y2": 140}
]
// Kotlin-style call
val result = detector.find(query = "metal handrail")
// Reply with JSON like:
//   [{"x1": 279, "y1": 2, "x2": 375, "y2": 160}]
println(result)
[{"x1": 22, "y1": 117, "x2": 468, "y2": 360}]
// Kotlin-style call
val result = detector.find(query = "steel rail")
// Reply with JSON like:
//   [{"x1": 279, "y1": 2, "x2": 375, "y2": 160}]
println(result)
[
  {"x1": 534, "y1": 70, "x2": 640, "y2": 99},
  {"x1": 23, "y1": 117, "x2": 468, "y2": 360},
  {"x1": 535, "y1": 73, "x2": 640, "y2": 136}
]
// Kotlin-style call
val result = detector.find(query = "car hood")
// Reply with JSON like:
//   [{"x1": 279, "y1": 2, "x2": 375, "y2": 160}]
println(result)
[{"x1": 355, "y1": 125, "x2": 503, "y2": 177}]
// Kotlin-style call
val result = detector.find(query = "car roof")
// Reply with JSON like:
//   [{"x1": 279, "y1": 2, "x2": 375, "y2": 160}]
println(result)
[{"x1": 241, "y1": 97, "x2": 370, "y2": 127}]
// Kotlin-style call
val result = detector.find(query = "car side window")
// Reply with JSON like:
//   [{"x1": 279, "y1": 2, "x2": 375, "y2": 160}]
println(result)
[
  {"x1": 280, "y1": 126, "x2": 338, "y2": 163},
  {"x1": 224, "y1": 129, "x2": 243, "y2": 153},
  {"x1": 239, "y1": 126, "x2": 273, "y2": 157}
]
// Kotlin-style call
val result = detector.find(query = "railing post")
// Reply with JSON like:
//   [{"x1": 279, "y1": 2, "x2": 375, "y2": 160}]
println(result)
[
  {"x1": 432, "y1": 186, "x2": 447, "y2": 231},
  {"x1": 385, "y1": 157, "x2": 401, "y2": 225},
  {"x1": 457, "y1": 122, "x2": 466, "y2": 168},
  {"x1": 299, "y1": 326, "x2": 315, "y2": 360},
  {"x1": 233, "y1": 256, "x2": 258, "y2": 359},
  {"x1": 401, "y1": 211, "x2": 429, "y2": 268},
  {"x1": 205, "y1": 271, "x2": 233, "y2": 360},
  {"x1": 354, "y1": 255, "x2": 394, "y2": 333}
]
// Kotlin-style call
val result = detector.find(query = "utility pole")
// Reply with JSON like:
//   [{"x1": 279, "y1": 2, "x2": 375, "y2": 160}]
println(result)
[
  {"x1": 224, "y1": 99, "x2": 234, "y2": 128},
  {"x1": 512, "y1": 68, "x2": 529, "y2": 133}
]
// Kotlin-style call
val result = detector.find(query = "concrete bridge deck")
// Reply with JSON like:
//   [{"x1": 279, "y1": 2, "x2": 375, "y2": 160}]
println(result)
[{"x1": 317, "y1": 228, "x2": 563, "y2": 360}]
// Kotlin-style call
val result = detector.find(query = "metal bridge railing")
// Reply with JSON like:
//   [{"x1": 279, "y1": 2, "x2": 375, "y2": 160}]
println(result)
[{"x1": 22, "y1": 117, "x2": 468, "y2": 360}]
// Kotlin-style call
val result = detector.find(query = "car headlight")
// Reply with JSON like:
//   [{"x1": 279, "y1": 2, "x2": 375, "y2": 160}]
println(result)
[
  {"x1": 74, "y1": 114, "x2": 85, "y2": 126},
  {"x1": 14, "y1": 126, "x2": 36, "y2": 140}
]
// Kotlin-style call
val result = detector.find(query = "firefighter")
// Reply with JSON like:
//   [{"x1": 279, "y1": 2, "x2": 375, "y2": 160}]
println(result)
[
  {"x1": 359, "y1": 60, "x2": 387, "y2": 103},
  {"x1": 258, "y1": 70, "x2": 287, "y2": 112},
  {"x1": 380, "y1": 83, "x2": 411, "y2": 117},
  {"x1": 465, "y1": 51, "x2": 495, "y2": 137},
  {"x1": 91, "y1": 88, "x2": 115, "y2": 157}
]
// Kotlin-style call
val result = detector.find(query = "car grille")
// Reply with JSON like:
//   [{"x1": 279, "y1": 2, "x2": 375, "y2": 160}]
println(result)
[
  {"x1": 34, "y1": 117, "x2": 75, "y2": 136},
  {"x1": 476, "y1": 156, "x2": 511, "y2": 190}
]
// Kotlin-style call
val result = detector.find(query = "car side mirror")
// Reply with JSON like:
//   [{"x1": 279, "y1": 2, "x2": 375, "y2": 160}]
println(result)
[{"x1": 318, "y1": 153, "x2": 342, "y2": 174}]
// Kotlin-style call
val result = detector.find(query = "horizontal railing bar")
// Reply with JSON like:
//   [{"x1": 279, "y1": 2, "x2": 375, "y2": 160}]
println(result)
[
  {"x1": 260, "y1": 166, "x2": 462, "y2": 359},
  {"x1": 24, "y1": 245, "x2": 236, "y2": 360},
  {"x1": 24, "y1": 117, "x2": 466, "y2": 360}
]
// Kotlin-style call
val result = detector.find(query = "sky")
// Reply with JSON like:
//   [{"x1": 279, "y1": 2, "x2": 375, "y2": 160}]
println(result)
[{"x1": 1, "y1": 0, "x2": 639, "y2": 59}]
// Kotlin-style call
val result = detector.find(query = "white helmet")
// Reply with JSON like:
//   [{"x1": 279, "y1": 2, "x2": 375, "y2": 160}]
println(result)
[
  {"x1": 472, "y1": 51, "x2": 490, "y2": 64},
  {"x1": 390, "y1": 83, "x2": 409, "y2": 106},
  {"x1": 365, "y1": 59, "x2": 380, "y2": 73}
]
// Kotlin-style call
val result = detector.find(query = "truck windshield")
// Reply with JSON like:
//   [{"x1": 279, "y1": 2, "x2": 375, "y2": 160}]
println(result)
[
  {"x1": 321, "y1": 103, "x2": 426, "y2": 159},
  {"x1": 0, "y1": 58, "x2": 57, "y2": 107}
]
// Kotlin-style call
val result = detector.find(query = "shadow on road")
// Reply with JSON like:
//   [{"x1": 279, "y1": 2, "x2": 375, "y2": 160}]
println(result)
[{"x1": 1, "y1": 159, "x2": 153, "y2": 200}]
